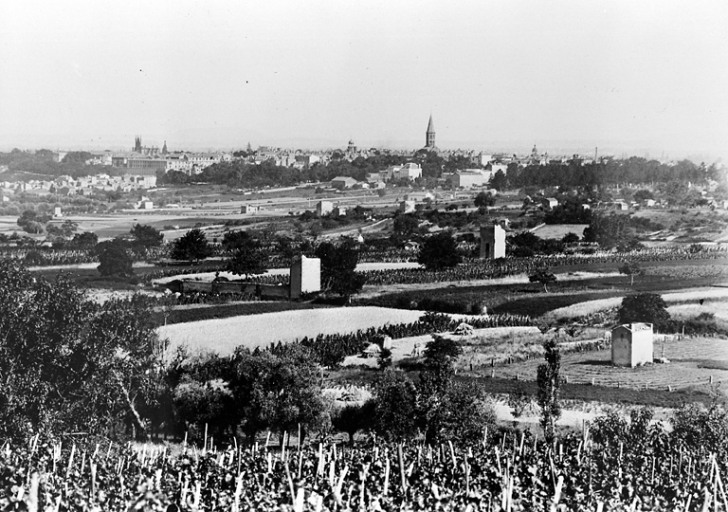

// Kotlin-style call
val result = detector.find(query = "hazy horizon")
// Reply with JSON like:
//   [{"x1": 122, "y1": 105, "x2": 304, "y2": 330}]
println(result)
[{"x1": 1, "y1": 0, "x2": 726, "y2": 162}]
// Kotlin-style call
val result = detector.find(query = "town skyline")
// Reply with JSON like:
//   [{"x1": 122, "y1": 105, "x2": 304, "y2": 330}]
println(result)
[{"x1": 1, "y1": 0, "x2": 727, "y2": 162}]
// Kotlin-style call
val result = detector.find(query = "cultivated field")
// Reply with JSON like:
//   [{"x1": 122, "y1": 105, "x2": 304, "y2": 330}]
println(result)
[
  {"x1": 542, "y1": 286, "x2": 728, "y2": 323},
  {"x1": 529, "y1": 223, "x2": 588, "y2": 239},
  {"x1": 158, "y1": 306, "x2": 427, "y2": 359},
  {"x1": 488, "y1": 336, "x2": 728, "y2": 393}
]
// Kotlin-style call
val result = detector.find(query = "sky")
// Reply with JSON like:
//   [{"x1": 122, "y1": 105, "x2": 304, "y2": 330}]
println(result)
[{"x1": 1, "y1": 0, "x2": 727, "y2": 161}]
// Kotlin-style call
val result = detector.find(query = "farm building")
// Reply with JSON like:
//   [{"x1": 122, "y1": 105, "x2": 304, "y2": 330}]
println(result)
[
  {"x1": 480, "y1": 224, "x2": 506, "y2": 259},
  {"x1": 362, "y1": 343, "x2": 382, "y2": 358},
  {"x1": 290, "y1": 255, "x2": 321, "y2": 299},
  {"x1": 400, "y1": 200, "x2": 416, "y2": 213},
  {"x1": 330, "y1": 176, "x2": 358, "y2": 189},
  {"x1": 611, "y1": 323, "x2": 654, "y2": 367},
  {"x1": 240, "y1": 204, "x2": 259, "y2": 214},
  {"x1": 317, "y1": 200, "x2": 334, "y2": 216}
]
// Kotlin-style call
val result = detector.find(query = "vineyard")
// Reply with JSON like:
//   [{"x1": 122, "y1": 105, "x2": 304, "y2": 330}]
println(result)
[{"x1": 2, "y1": 418, "x2": 728, "y2": 512}]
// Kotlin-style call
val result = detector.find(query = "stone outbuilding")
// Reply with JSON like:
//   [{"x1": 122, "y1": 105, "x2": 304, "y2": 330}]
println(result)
[
  {"x1": 289, "y1": 255, "x2": 321, "y2": 299},
  {"x1": 480, "y1": 224, "x2": 506, "y2": 259},
  {"x1": 611, "y1": 323, "x2": 654, "y2": 367}
]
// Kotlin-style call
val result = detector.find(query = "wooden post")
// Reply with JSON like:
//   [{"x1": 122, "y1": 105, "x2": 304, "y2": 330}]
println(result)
[{"x1": 398, "y1": 444, "x2": 407, "y2": 493}]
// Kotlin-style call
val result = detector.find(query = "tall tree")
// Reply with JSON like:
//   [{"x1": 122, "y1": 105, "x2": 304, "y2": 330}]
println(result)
[
  {"x1": 315, "y1": 239, "x2": 366, "y2": 300},
  {"x1": 417, "y1": 232, "x2": 461, "y2": 271},
  {"x1": 372, "y1": 369, "x2": 419, "y2": 441},
  {"x1": 618, "y1": 293, "x2": 671, "y2": 330},
  {"x1": 171, "y1": 228, "x2": 212, "y2": 262},
  {"x1": 130, "y1": 224, "x2": 164, "y2": 249},
  {"x1": 537, "y1": 338, "x2": 562, "y2": 444},
  {"x1": 227, "y1": 239, "x2": 268, "y2": 279},
  {"x1": 97, "y1": 238, "x2": 134, "y2": 277}
]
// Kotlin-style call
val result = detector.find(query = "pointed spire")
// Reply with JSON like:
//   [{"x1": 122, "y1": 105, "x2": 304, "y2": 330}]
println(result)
[{"x1": 427, "y1": 114, "x2": 435, "y2": 133}]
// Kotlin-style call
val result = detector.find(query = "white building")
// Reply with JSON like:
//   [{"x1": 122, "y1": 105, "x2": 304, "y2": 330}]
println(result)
[
  {"x1": 393, "y1": 162, "x2": 422, "y2": 181},
  {"x1": 400, "y1": 200, "x2": 416, "y2": 213},
  {"x1": 611, "y1": 323, "x2": 654, "y2": 367},
  {"x1": 453, "y1": 169, "x2": 492, "y2": 188},
  {"x1": 290, "y1": 255, "x2": 321, "y2": 299},
  {"x1": 480, "y1": 224, "x2": 506, "y2": 259},
  {"x1": 317, "y1": 200, "x2": 334, "y2": 216}
]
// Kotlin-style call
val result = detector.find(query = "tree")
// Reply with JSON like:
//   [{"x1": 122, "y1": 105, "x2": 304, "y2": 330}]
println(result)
[
  {"x1": 315, "y1": 240, "x2": 366, "y2": 300},
  {"x1": 417, "y1": 232, "x2": 461, "y2": 271},
  {"x1": 171, "y1": 228, "x2": 212, "y2": 262},
  {"x1": 618, "y1": 261, "x2": 642, "y2": 286},
  {"x1": 130, "y1": 224, "x2": 164, "y2": 249},
  {"x1": 70, "y1": 231, "x2": 98, "y2": 249},
  {"x1": 537, "y1": 338, "x2": 562, "y2": 444},
  {"x1": 561, "y1": 232, "x2": 580, "y2": 245},
  {"x1": 474, "y1": 191, "x2": 496, "y2": 208},
  {"x1": 391, "y1": 213, "x2": 420, "y2": 246},
  {"x1": 372, "y1": 369, "x2": 419, "y2": 441},
  {"x1": 332, "y1": 401, "x2": 375, "y2": 445},
  {"x1": 0, "y1": 261, "x2": 163, "y2": 438},
  {"x1": 529, "y1": 268, "x2": 557, "y2": 292},
  {"x1": 229, "y1": 345, "x2": 325, "y2": 443},
  {"x1": 633, "y1": 189, "x2": 654, "y2": 203},
  {"x1": 221, "y1": 230, "x2": 251, "y2": 251},
  {"x1": 583, "y1": 213, "x2": 638, "y2": 250},
  {"x1": 97, "y1": 238, "x2": 134, "y2": 276},
  {"x1": 227, "y1": 240, "x2": 268, "y2": 279},
  {"x1": 618, "y1": 293, "x2": 671, "y2": 330},
  {"x1": 17, "y1": 210, "x2": 49, "y2": 234},
  {"x1": 490, "y1": 169, "x2": 507, "y2": 190},
  {"x1": 417, "y1": 335, "x2": 467, "y2": 443}
]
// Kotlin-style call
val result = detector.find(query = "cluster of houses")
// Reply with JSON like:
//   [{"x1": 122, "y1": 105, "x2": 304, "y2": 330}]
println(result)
[{"x1": 1, "y1": 174, "x2": 157, "y2": 203}]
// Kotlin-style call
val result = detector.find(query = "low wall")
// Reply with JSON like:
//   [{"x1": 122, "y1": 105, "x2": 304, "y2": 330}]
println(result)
[{"x1": 168, "y1": 279, "x2": 291, "y2": 300}]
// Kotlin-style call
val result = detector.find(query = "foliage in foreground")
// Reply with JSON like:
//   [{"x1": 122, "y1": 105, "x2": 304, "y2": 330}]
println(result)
[
  {"x1": 0, "y1": 260, "x2": 162, "y2": 438},
  {"x1": 2, "y1": 400, "x2": 728, "y2": 512}
]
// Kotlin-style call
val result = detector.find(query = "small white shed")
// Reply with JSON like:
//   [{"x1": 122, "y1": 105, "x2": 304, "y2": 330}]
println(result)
[{"x1": 611, "y1": 323, "x2": 654, "y2": 367}]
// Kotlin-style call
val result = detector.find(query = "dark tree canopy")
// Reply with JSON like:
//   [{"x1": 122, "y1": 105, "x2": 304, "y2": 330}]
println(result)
[
  {"x1": 417, "y1": 232, "x2": 461, "y2": 271},
  {"x1": 0, "y1": 260, "x2": 162, "y2": 438},
  {"x1": 618, "y1": 261, "x2": 642, "y2": 286},
  {"x1": 171, "y1": 228, "x2": 213, "y2": 261},
  {"x1": 583, "y1": 213, "x2": 640, "y2": 251},
  {"x1": 226, "y1": 239, "x2": 268, "y2": 278},
  {"x1": 315, "y1": 240, "x2": 365, "y2": 299},
  {"x1": 372, "y1": 369, "x2": 419, "y2": 441},
  {"x1": 130, "y1": 224, "x2": 164, "y2": 248},
  {"x1": 529, "y1": 268, "x2": 557, "y2": 293},
  {"x1": 474, "y1": 191, "x2": 496, "y2": 208},
  {"x1": 97, "y1": 238, "x2": 134, "y2": 276},
  {"x1": 618, "y1": 293, "x2": 671, "y2": 330}
]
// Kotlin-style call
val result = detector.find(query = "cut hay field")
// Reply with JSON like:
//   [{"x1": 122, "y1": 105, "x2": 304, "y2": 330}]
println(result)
[
  {"x1": 158, "y1": 306, "x2": 426, "y2": 360},
  {"x1": 484, "y1": 336, "x2": 728, "y2": 394}
]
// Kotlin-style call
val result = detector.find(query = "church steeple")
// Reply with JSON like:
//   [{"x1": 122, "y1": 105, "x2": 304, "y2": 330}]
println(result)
[
  {"x1": 162, "y1": 140, "x2": 168, "y2": 155},
  {"x1": 425, "y1": 114, "x2": 436, "y2": 149}
]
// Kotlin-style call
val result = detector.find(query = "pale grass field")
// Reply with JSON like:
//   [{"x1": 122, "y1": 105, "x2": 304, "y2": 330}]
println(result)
[
  {"x1": 159, "y1": 306, "x2": 427, "y2": 360},
  {"x1": 668, "y1": 301, "x2": 728, "y2": 330},
  {"x1": 543, "y1": 287, "x2": 728, "y2": 323},
  {"x1": 494, "y1": 336, "x2": 728, "y2": 391}
]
